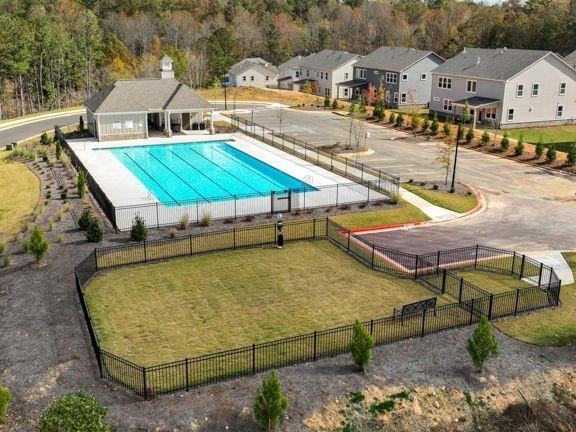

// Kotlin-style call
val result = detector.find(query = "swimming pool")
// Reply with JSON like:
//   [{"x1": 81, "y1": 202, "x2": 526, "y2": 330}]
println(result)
[{"x1": 107, "y1": 141, "x2": 316, "y2": 204}]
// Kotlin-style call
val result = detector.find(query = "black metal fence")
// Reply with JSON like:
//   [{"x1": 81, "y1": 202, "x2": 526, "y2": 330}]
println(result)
[{"x1": 75, "y1": 217, "x2": 561, "y2": 399}]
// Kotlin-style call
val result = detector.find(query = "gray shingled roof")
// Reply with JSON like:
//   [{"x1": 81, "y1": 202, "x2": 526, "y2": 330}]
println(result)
[
  {"x1": 230, "y1": 58, "x2": 274, "y2": 75},
  {"x1": 299, "y1": 50, "x2": 360, "y2": 71},
  {"x1": 565, "y1": 50, "x2": 576, "y2": 65},
  {"x1": 279, "y1": 55, "x2": 307, "y2": 70},
  {"x1": 354, "y1": 46, "x2": 442, "y2": 72},
  {"x1": 432, "y1": 48, "x2": 554, "y2": 81},
  {"x1": 86, "y1": 78, "x2": 213, "y2": 114},
  {"x1": 232, "y1": 61, "x2": 278, "y2": 76}
]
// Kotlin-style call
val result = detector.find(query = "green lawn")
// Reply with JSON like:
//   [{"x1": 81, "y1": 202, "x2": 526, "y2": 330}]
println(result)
[
  {"x1": 86, "y1": 240, "x2": 448, "y2": 366},
  {"x1": 402, "y1": 184, "x2": 478, "y2": 213},
  {"x1": 496, "y1": 252, "x2": 576, "y2": 346},
  {"x1": 504, "y1": 126, "x2": 576, "y2": 153},
  {"x1": 330, "y1": 201, "x2": 430, "y2": 229},
  {"x1": 0, "y1": 150, "x2": 40, "y2": 241},
  {"x1": 0, "y1": 106, "x2": 82, "y2": 126},
  {"x1": 455, "y1": 270, "x2": 530, "y2": 295}
]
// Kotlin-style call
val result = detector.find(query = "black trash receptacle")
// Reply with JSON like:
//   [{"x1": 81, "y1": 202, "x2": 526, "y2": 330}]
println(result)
[{"x1": 277, "y1": 233, "x2": 284, "y2": 248}]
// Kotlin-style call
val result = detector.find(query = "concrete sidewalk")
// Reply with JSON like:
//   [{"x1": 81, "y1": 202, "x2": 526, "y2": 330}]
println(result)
[
  {"x1": 521, "y1": 250, "x2": 574, "y2": 285},
  {"x1": 399, "y1": 187, "x2": 460, "y2": 221}
]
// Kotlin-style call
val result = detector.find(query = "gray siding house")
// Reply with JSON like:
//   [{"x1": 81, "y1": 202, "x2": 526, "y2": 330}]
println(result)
[
  {"x1": 430, "y1": 48, "x2": 576, "y2": 129},
  {"x1": 227, "y1": 58, "x2": 278, "y2": 88},
  {"x1": 86, "y1": 56, "x2": 214, "y2": 141},
  {"x1": 565, "y1": 50, "x2": 576, "y2": 69},
  {"x1": 277, "y1": 55, "x2": 308, "y2": 90},
  {"x1": 295, "y1": 50, "x2": 360, "y2": 98},
  {"x1": 337, "y1": 46, "x2": 444, "y2": 106}
]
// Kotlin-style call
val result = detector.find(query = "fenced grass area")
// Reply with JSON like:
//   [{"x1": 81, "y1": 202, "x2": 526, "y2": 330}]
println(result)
[
  {"x1": 454, "y1": 270, "x2": 531, "y2": 294},
  {"x1": 74, "y1": 218, "x2": 561, "y2": 399}
]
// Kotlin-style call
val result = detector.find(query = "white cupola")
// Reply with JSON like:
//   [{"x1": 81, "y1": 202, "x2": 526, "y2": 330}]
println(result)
[{"x1": 160, "y1": 55, "x2": 174, "y2": 79}]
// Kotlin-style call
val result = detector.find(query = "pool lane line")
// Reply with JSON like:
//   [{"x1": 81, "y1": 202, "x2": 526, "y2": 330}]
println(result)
[
  {"x1": 210, "y1": 146, "x2": 287, "y2": 191},
  {"x1": 147, "y1": 151, "x2": 212, "y2": 201},
  {"x1": 185, "y1": 147, "x2": 265, "y2": 196},
  {"x1": 122, "y1": 153, "x2": 181, "y2": 205}
]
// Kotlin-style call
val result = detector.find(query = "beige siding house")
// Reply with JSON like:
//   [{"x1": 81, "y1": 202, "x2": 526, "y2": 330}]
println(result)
[
  {"x1": 227, "y1": 58, "x2": 278, "y2": 88},
  {"x1": 86, "y1": 56, "x2": 214, "y2": 141},
  {"x1": 430, "y1": 48, "x2": 576, "y2": 129}
]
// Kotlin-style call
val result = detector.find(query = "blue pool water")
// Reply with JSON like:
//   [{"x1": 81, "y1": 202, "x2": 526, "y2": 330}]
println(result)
[{"x1": 107, "y1": 141, "x2": 315, "y2": 204}]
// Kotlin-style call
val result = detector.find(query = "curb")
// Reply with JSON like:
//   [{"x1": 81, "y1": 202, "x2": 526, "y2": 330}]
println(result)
[
  {"x1": 351, "y1": 188, "x2": 486, "y2": 235},
  {"x1": 0, "y1": 108, "x2": 84, "y2": 132}
]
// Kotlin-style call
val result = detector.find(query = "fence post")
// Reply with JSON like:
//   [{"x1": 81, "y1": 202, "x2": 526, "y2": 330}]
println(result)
[
  {"x1": 189, "y1": 234, "x2": 193, "y2": 255},
  {"x1": 233, "y1": 228, "x2": 236, "y2": 250},
  {"x1": 94, "y1": 250, "x2": 99, "y2": 271},
  {"x1": 469, "y1": 298, "x2": 475, "y2": 325},
  {"x1": 143, "y1": 367, "x2": 148, "y2": 400},
  {"x1": 370, "y1": 319, "x2": 374, "y2": 336},
  {"x1": 347, "y1": 229, "x2": 351, "y2": 252},
  {"x1": 488, "y1": 294, "x2": 494, "y2": 320},
  {"x1": 378, "y1": 171, "x2": 382, "y2": 190},
  {"x1": 441, "y1": 269, "x2": 446, "y2": 294},
  {"x1": 313, "y1": 331, "x2": 317, "y2": 362},
  {"x1": 514, "y1": 289, "x2": 520, "y2": 315},
  {"x1": 520, "y1": 255, "x2": 525, "y2": 279},
  {"x1": 312, "y1": 218, "x2": 316, "y2": 239},
  {"x1": 371, "y1": 244, "x2": 375, "y2": 268},
  {"x1": 185, "y1": 358, "x2": 190, "y2": 391},
  {"x1": 538, "y1": 262, "x2": 544, "y2": 286},
  {"x1": 330, "y1": 153, "x2": 333, "y2": 170},
  {"x1": 436, "y1": 250, "x2": 441, "y2": 266},
  {"x1": 511, "y1": 251, "x2": 516, "y2": 275},
  {"x1": 556, "y1": 283, "x2": 561, "y2": 306},
  {"x1": 345, "y1": 157, "x2": 348, "y2": 176},
  {"x1": 156, "y1": 202, "x2": 160, "y2": 229},
  {"x1": 414, "y1": 255, "x2": 419, "y2": 280},
  {"x1": 420, "y1": 309, "x2": 426, "y2": 337},
  {"x1": 143, "y1": 241, "x2": 148, "y2": 263},
  {"x1": 458, "y1": 278, "x2": 464, "y2": 303},
  {"x1": 252, "y1": 344, "x2": 256, "y2": 374}
]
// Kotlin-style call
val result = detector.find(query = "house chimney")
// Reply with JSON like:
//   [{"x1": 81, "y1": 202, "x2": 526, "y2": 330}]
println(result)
[
  {"x1": 476, "y1": 56, "x2": 481, "y2": 65},
  {"x1": 462, "y1": 47, "x2": 466, "y2": 54},
  {"x1": 504, "y1": 46, "x2": 507, "y2": 52},
  {"x1": 160, "y1": 55, "x2": 174, "y2": 79}
]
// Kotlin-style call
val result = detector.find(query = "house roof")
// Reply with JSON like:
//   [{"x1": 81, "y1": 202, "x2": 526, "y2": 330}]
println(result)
[
  {"x1": 431, "y1": 47, "x2": 557, "y2": 81},
  {"x1": 336, "y1": 79, "x2": 369, "y2": 88},
  {"x1": 279, "y1": 55, "x2": 309, "y2": 70},
  {"x1": 230, "y1": 58, "x2": 276, "y2": 75},
  {"x1": 453, "y1": 96, "x2": 500, "y2": 108},
  {"x1": 86, "y1": 78, "x2": 213, "y2": 114},
  {"x1": 565, "y1": 50, "x2": 576, "y2": 65},
  {"x1": 232, "y1": 61, "x2": 278, "y2": 77},
  {"x1": 354, "y1": 46, "x2": 442, "y2": 72},
  {"x1": 299, "y1": 50, "x2": 360, "y2": 71}
]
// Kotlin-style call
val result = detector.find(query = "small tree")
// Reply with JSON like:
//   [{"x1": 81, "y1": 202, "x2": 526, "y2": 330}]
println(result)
[
  {"x1": 465, "y1": 128, "x2": 474, "y2": 144},
  {"x1": 546, "y1": 146, "x2": 557, "y2": 163},
  {"x1": 39, "y1": 390, "x2": 110, "y2": 432},
  {"x1": 79, "y1": 115, "x2": 85, "y2": 132},
  {"x1": 395, "y1": 113, "x2": 404, "y2": 127},
  {"x1": 130, "y1": 216, "x2": 148, "y2": 241},
  {"x1": 55, "y1": 139, "x2": 62, "y2": 160},
  {"x1": 435, "y1": 141, "x2": 455, "y2": 184},
  {"x1": 85, "y1": 218, "x2": 103, "y2": 243},
  {"x1": 323, "y1": 96, "x2": 331, "y2": 108},
  {"x1": 514, "y1": 137, "x2": 525, "y2": 157},
  {"x1": 457, "y1": 124, "x2": 465, "y2": 141},
  {"x1": 421, "y1": 117, "x2": 430, "y2": 133},
  {"x1": 78, "y1": 208, "x2": 93, "y2": 231},
  {"x1": 77, "y1": 170, "x2": 87, "y2": 197},
  {"x1": 28, "y1": 227, "x2": 49, "y2": 261},
  {"x1": 466, "y1": 315, "x2": 499, "y2": 373},
  {"x1": 349, "y1": 321, "x2": 374, "y2": 373},
  {"x1": 40, "y1": 131, "x2": 51, "y2": 146},
  {"x1": 443, "y1": 118, "x2": 452, "y2": 137},
  {"x1": 567, "y1": 143, "x2": 576, "y2": 166},
  {"x1": 411, "y1": 112, "x2": 421, "y2": 131},
  {"x1": 461, "y1": 102, "x2": 471, "y2": 124},
  {"x1": 535, "y1": 138, "x2": 545, "y2": 157},
  {"x1": 253, "y1": 371, "x2": 289, "y2": 431},
  {"x1": 331, "y1": 98, "x2": 339, "y2": 110},
  {"x1": 0, "y1": 386, "x2": 10, "y2": 421},
  {"x1": 389, "y1": 112, "x2": 396, "y2": 124},
  {"x1": 430, "y1": 115, "x2": 439, "y2": 135},
  {"x1": 481, "y1": 131, "x2": 490, "y2": 146},
  {"x1": 500, "y1": 132, "x2": 510, "y2": 151}
]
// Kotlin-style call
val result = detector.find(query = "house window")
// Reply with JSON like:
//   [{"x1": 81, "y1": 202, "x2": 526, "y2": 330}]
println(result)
[
  {"x1": 532, "y1": 83, "x2": 539, "y2": 96},
  {"x1": 516, "y1": 84, "x2": 524, "y2": 97},
  {"x1": 125, "y1": 120, "x2": 134, "y2": 129},
  {"x1": 438, "y1": 76, "x2": 452, "y2": 89},
  {"x1": 324, "y1": 88, "x2": 330, "y2": 96},
  {"x1": 559, "y1": 82, "x2": 566, "y2": 95},
  {"x1": 386, "y1": 72, "x2": 398, "y2": 84},
  {"x1": 393, "y1": 92, "x2": 398, "y2": 103},
  {"x1": 345, "y1": 72, "x2": 349, "y2": 79},
  {"x1": 401, "y1": 93, "x2": 407, "y2": 103},
  {"x1": 324, "y1": 72, "x2": 329, "y2": 80},
  {"x1": 385, "y1": 90, "x2": 390, "y2": 101},
  {"x1": 466, "y1": 80, "x2": 477, "y2": 93},
  {"x1": 306, "y1": 69, "x2": 310, "y2": 77},
  {"x1": 402, "y1": 74, "x2": 408, "y2": 81},
  {"x1": 443, "y1": 99, "x2": 453, "y2": 112},
  {"x1": 356, "y1": 69, "x2": 366, "y2": 79},
  {"x1": 373, "y1": 70, "x2": 379, "y2": 75},
  {"x1": 354, "y1": 87, "x2": 361, "y2": 96},
  {"x1": 343, "y1": 88, "x2": 349, "y2": 97},
  {"x1": 420, "y1": 73, "x2": 427, "y2": 80},
  {"x1": 250, "y1": 75, "x2": 254, "y2": 82},
  {"x1": 485, "y1": 108, "x2": 497, "y2": 119},
  {"x1": 557, "y1": 105, "x2": 564, "y2": 117},
  {"x1": 507, "y1": 109, "x2": 514, "y2": 121},
  {"x1": 265, "y1": 76, "x2": 269, "y2": 81},
  {"x1": 295, "y1": 70, "x2": 300, "y2": 78},
  {"x1": 242, "y1": 76, "x2": 246, "y2": 82}
]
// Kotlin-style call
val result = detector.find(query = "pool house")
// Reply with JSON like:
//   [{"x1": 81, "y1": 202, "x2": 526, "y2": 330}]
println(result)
[{"x1": 85, "y1": 56, "x2": 214, "y2": 141}]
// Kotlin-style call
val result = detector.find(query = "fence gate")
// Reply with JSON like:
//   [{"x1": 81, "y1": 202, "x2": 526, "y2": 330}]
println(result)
[{"x1": 271, "y1": 190, "x2": 291, "y2": 213}]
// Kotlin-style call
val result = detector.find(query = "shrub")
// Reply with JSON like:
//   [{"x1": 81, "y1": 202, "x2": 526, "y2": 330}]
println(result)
[
  {"x1": 56, "y1": 234, "x2": 63, "y2": 244},
  {"x1": 253, "y1": 371, "x2": 288, "y2": 431},
  {"x1": 430, "y1": 115, "x2": 439, "y2": 135},
  {"x1": 395, "y1": 113, "x2": 404, "y2": 127},
  {"x1": 48, "y1": 218, "x2": 54, "y2": 231},
  {"x1": 410, "y1": 113, "x2": 420, "y2": 130},
  {"x1": 0, "y1": 240, "x2": 5, "y2": 255},
  {"x1": 443, "y1": 118, "x2": 452, "y2": 137},
  {"x1": 500, "y1": 132, "x2": 510, "y2": 151},
  {"x1": 77, "y1": 170, "x2": 87, "y2": 197},
  {"x1": 79, "y1": 115, "x2": 85, "y2": 132},
  {"x1": 39, "y1": 390, "x2": 110, "y2": 432},
  {"x1": 349, "y1": 321, "x2": 374, "y2": 373},
  {"x1": 535, "y1": 138, "x2": 545, "y2": 157},
  {"x1": 421, "y1": 117, "x2": 430, "y2": 133},
  {"x1": 200, "y1": 213, "x2": 212, "y2": 226},
  {"x1": 2, "y1": 255, "x2": 10, "y2": 268},
  {"x1": 481, "y1": 131, "x2": 490, "y2": 146},
  {"x1": 179, "y1": 213, "x2": 190, "y2": 230},
  {"x1": 169, "y1": 228, "x2": 177, "y2": 238},
  {"x1": 55, "y1": 208, "x2": 63, "y2": 222},
  {"x1": 465, "y1": 128, "x2": 474, "y2": 144},
  {"x1": 389, "y1": 112, "x2": 396, "y2": 124},
  {"x1": 323, "y1": 96, "x2": 331, "y2": 108},
  {"x1": 55, "y1": 139, "x2": 62, "y2": 160},
  {"x1": 78, "y1": 208, "x2": 93, "y2": 231},
  {"x1": 0, "y1": 386, "x2": 10, "y2": 421},
  {"x1": 515, "y1": 136, "x2": 525, "y2": 157},
  {"x1": 457, "y1": 125, "x2": 465, "y2": 141},
  {"x1": 28, "y1": 227, "x2": 50, "y2": 261},
  {"x1": 130, "y1": 216, "x2": 148, "y2": 241},
  {"x1": 21, "y1": 220, "x2": 29, "y2": 233},
  {"x1": 331, "y1": 98, "x2": 338, "y2": 110},
  {"x1": 466, "y1": 315, "x2": 499, "y2": 373},
  {"x1": 432, "y1": 184, "x2": 439, "y2": 190},
  {"x1": 85, "y1": 219, "x2": 103, "y2": 243},
  {"x1": 40, "y1": 131, "x2": 51, "y2": 146},
  {"x1": 567, "y1": 144, "x2": 576, "y2": 166},
  {"x1": 546, "y1": 146, "x2": 557, "y2": 163}
]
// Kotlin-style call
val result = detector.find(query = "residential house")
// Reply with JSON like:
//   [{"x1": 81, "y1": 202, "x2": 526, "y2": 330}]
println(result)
[
  {"x1": 227, "y1": 58, "x2": 278, "y2": 88},
  {"x1": 565, "y1": 50, "x2": 576, "y2": 69},
  {"x1": 430, "y1": 47, "x2": 576, "y2": 129},
  {"x1": 337, "y1": 46, "x2": 444, "y2": 106},
  {"x1": 294, "y1": 50, "x2": 360, "y2": 98},
  {"x1": 277, "y1": 55, "x2": 308, "y2": 90},
  {"x1": 86, "y1": 56, "x2": 214, "y2": 141}
]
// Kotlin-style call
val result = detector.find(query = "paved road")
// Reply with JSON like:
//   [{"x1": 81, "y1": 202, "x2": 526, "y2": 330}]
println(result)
[{"x1": 239, "y1": 108, "x2": 576, "y2": 253}]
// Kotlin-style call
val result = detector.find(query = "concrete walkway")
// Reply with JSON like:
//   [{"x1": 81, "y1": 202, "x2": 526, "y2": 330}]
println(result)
[
  {"x1": 399, "y1": 187, "x2": 460, "y2": 221},
  {"x1": 521, "y1": 250, "x2": 574, "y2": 285}
]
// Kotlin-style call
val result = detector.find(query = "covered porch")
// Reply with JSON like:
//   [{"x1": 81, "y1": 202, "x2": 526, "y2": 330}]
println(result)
[
  {"x1": 336, "y1": 79, "x2": 368, "y2": 100},
  {"x1": 453, "y1": 97, "x2": 501, "y2": 129},
  {"x1": 147, "y1": 109, "x2": 215, "y2": 137}
]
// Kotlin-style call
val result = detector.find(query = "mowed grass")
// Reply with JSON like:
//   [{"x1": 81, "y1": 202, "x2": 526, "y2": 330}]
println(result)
[
  {"x1": 455, "y1": 270, "x2": 530, "y2": 294},
  {"x1": 505, "y1": 125, "x2": 576, "y2": 152},
  {"x1": 0, "y1": 150, "x2": 40, "y2": 241},
  {"x1": 85, "y1": 240, "x2": 448, "y2": 366},
  {"x1": 496, "y1": 253, "x2": 576, "y2": 347},
  {"x1": 403, "y1": 184, "x2": 478, "y2": 214},
  {"x1": 330, "y1": 201, "x2": 430, "y2": 229},
  {"x1": 196, "y1": 87, "x2": 320, "y2": 106}
]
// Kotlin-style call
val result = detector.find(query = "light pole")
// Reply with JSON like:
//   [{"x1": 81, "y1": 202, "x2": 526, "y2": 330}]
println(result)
[{"x1": 450, "y1": 123, "x2": 461, "y2": 192}]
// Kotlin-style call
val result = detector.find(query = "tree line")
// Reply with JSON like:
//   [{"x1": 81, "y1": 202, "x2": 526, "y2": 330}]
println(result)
[{"x1": 0, "y1": 0, "x2": 575, "y2": 119}]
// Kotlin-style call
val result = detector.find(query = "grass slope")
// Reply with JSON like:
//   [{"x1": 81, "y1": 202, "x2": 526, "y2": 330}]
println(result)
[
  {"x1": 403, "y1": 184, "x2": 478, "y2": 214},
  {"x1": 0, "y1": 150, "x2": 40, "y2": 241},
  {"x1": 330, "y1": 202, "x2": 430, "y2": 229},
  {"x1": 505, "y1": 125, "x2": 576, "y2": 153},
  {"x1": 86, "y1": 240, "x2": 447, "y2": 365},
  {"x1": 496, "y1": 252, "x2": 576, "y2": 346},
  {"x1": 197, "y1": 87, "x2": 320, "y2": 106}
]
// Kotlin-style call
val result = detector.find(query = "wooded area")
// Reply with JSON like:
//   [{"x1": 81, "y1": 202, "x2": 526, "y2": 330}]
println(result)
[{"x1": 0, "y1": 0, "x2": 575, "y2": 120}]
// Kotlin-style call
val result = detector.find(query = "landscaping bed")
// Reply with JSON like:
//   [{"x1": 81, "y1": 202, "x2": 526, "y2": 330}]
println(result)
[{"x1": 402, "y1": 182, "x2": 478, "y2": 214}]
